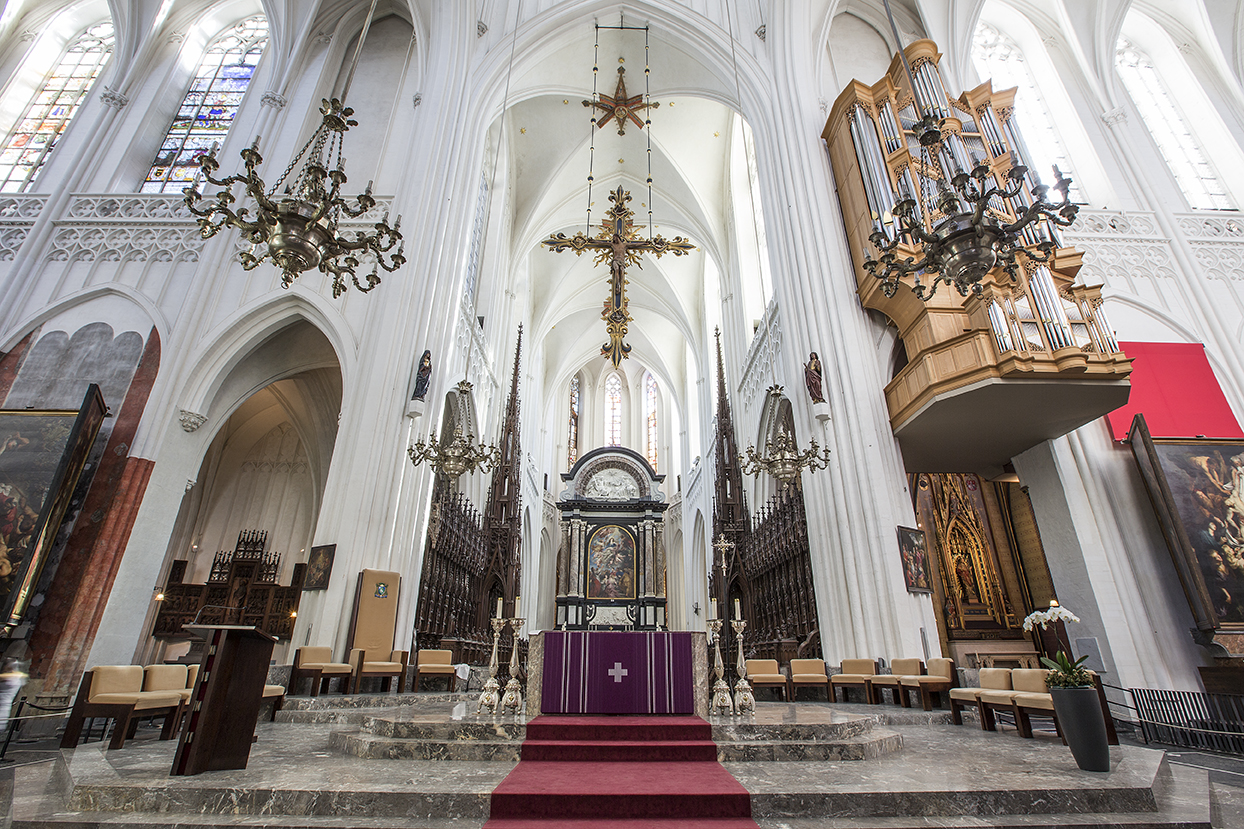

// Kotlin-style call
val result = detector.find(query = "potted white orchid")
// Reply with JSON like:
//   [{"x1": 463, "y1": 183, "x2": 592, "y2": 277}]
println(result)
[{"x1": 1023, "y1": 601, "x2": 1110, "y2": 772}]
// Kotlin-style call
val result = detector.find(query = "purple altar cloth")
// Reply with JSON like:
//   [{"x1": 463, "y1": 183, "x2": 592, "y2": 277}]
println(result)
[{"x1": 541, "y1": 631, "x2": 695, "y2": 714}]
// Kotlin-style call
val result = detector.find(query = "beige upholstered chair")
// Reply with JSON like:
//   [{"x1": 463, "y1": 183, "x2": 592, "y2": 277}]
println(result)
[
  {"x1": 949, "y1": 666, "x2": 1010, "y2": 725},
  {"x1": 346, "y1": 569, "x2": 405, "y2": 693},
  {"x1": 898, "y1": 657, "x2": 956, "y2": 710},
  {"x1": 868, "y1": 658, "x2": 924, "y2": 705},
  {"x1": 143, "y1": 664, "x2": 191, "y2": 704},
  {"x1": 288, "y1": 646, "x2": 353, "y2": 696},
  {"x1": 979, "y1": 667, "x2": 1048, "y2": 736},
  {"x1": 830, "y1": 658, "x2": 879, "y2": 703},
  {"x1": 745, "y1": 659, "x2": 789, "y2": 700},
  {"x1": 349, "y1": 648, "x2": 409, "y2": 694},
  {"x1": 61, "y1": 666, "x2": 183, "y2": 750},
  {"x1": 413, "y1": 649, "x2": 457, "y2": 692},
  {"x1": 789, "y1": 658, "x2": 832, "y2": 701},
  {"x1": 262, "y1": 683, "x2": 286, "y2": 721}
]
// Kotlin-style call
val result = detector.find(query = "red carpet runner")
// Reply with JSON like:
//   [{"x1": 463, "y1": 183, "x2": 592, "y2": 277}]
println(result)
[{"x1": 483, "y1": 715, "x2": 758, "y2": 828}]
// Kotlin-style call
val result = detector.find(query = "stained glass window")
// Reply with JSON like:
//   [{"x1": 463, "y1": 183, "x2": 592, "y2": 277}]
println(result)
[
  {"x1": 0, "y1": 23, "x2": 114, "y2": 193},
  {"x1": 1116, "y1": 38, "x2": 1233, "y2": 210},
  {"x1": 605, "y1": 373, "x2": 622, "y2": 446},
  {"x1": 972, "y1": 23, "x2": 1084, "y2": 203},
  {"x1": 645, "y1": 373, "x2": 658, "y2": 471},
  {"x1": 567, "y1": 376, "x2": 580, "y2": 469},
  {"x1": 142, "y1": 16, "x2": 268, "y2": 193}
]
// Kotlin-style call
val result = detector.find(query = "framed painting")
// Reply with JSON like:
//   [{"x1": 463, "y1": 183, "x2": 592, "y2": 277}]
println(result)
[
  {"x1": 586, "y1": 524, "x2": 636, "y2": 600},
  {"x1": 1131, "y1": 413, "x2": 1244, "y2": 631},
  {"x1": 303, "y1": 544, "x2": 336, "y2": 590},
  {"x1": 0, "y1": 385, "x2": 106, "y2": 633},
  {"x1": 897, "y1": 525, "x2": 932, "y2": 593}
]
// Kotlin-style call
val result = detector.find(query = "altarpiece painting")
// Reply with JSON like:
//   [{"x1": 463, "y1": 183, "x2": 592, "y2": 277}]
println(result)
[
  {"x1": 587, "y1": 525, "x2": 636, "y2": 600},
  {"x1": 1131, "y1": 413, "x2": 1244, "y2": 630},
  {"x1": 0, "y1": 385, "x2": 106, "y2": 633}
]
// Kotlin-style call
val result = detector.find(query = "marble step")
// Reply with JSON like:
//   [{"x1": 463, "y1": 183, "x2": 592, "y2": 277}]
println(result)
[
  {"x1": 717, "y1": 729, "x2": 903, "y2": 762},
  {"x1": 280, "y1": 692, "x2": 472, "y2": 712},
  {"x1": 329, "y1": 730, "x2": 522, "y2": 761}
]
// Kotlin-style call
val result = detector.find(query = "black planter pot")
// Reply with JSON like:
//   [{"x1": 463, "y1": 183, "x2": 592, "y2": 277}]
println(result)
[{"x1": 1050, "y1": 686, "x2": 1111, "y2": 772}]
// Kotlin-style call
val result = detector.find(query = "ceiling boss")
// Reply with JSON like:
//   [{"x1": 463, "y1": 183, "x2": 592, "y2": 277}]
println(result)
[{"x1": 543, "y1": 23, "x2": 695, "y2": 368}]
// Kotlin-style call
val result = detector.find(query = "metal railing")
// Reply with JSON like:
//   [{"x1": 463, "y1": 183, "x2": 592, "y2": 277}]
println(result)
[{"x1": 1124, "y1": 686, "x2": 1244, "y2": 755}]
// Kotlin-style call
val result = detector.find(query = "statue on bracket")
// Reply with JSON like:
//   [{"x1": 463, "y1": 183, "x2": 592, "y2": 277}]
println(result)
[
  {"x1": 804, "y1": 352, "x2": 825, "y2": 403},
  {"x1": 412, "y1": 350, "x2": 432, "y2": 401}
]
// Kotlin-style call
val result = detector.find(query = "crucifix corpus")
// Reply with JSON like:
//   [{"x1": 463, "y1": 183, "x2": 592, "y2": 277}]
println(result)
[{"x1": 542, "y1": 185, "x2": 695, "y2": 367}]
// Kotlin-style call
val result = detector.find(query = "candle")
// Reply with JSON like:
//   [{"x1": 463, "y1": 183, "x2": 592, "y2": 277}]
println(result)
[
  {"x1": 734, "y1": 598, "x2": 741, "y2": 618},
  {"x1": 514, "y1": 596, "x2": 521, "y2": 617},
  {"x1": 709, "y1": 598, "x2": 717, "y2": 620},
  {"x1": 496, "y1": 597, "x2": 503, "y2": 618}
]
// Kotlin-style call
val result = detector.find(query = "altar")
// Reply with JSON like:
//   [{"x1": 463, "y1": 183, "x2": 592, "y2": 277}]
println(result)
[{"x1": 528, "y1": 630, "x2": 709, "y2": 718}]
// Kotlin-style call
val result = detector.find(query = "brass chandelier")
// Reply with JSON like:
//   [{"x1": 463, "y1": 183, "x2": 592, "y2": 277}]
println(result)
[
  {"x1": 408, "y1": 426, "x2": 501, "y2": 479},
  {"x1": 185, "y1": 0, "x2": 404, "y2": 298},
  {"x1": 865, "y1": 0, "x2": 1078, "y2": 300},
  {"x1": 407, "y1": 383, "x2": 501, "y2": 479},
  {"x1": 739, "y1": 421, "x2": 831, "y2": 489}
]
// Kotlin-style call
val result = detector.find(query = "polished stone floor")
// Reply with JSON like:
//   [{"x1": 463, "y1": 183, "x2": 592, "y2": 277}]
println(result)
[{"x1": 1, "y1": 698, "x2": 1239, "y2": 828}]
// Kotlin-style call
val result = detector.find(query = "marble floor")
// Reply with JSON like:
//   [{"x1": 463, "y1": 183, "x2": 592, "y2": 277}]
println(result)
[{"x1": 1, "y1": 698, "x2": 1239, "y2": 828}]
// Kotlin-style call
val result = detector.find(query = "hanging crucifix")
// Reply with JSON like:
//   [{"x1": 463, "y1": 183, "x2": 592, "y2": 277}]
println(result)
[{"x1": 543, "y1": 186, "x2": 695, "y2": 367}]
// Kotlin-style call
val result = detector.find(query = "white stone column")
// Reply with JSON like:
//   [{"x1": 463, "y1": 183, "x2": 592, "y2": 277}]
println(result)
[{"x1": 747, "y1": 4, "x2": 937, "y2": 663}]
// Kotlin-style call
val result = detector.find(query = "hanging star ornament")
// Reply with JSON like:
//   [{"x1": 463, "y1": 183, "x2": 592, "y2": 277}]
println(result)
[
  {"x1": 583, "y1": 66, "x2": 660, "y2": 135},
  {"x1": 542, "y1": 186, "x2": 695, "y2": 367}
]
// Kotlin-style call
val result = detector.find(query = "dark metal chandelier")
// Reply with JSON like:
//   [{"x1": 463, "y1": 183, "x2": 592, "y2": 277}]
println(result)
[
  {"x1": 185, "y1": 0, "x2": 404, "y2": 298},
  {"x1": 865, "y1": 0, "x2": 1078, "y2": 301}
]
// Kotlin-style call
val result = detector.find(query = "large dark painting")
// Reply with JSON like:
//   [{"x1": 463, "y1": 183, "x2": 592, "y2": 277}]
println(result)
[
  {"x1": 0, "y1": 385, "x2": 106, "y2": 633},
  {"x1": 1131, "y1": 413, "x2": 1244, "y2": 631},
  {"x1": 897, "y1": 526, "x2": 932, "y2": 593},
  {"x1": 587, "y1": 524, "x2": 636, "y2": 600},
  {"x1": 303, "y1": 544, "x2": 335, "y2": 590},
  {"x1": 1154, "y1": 442, "x2": 1244, "y2": 626}
]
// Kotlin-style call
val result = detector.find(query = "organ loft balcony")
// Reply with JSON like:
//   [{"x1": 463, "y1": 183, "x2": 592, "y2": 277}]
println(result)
[{"x1": 822, "y1": 40, "x2": 1131, "y2": 477}]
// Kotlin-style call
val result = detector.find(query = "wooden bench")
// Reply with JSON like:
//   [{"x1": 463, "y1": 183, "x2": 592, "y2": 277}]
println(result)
[
  {"x1": 830, "y1": 659, "x2": 878, "y2": 704},
  {"x1": 868, "y1": 658, "x2": 923, "y2": 706},
  {"x1": 949, "y1": 666, "x2": 1010, "y2": 725},
  {"x1": 61, "y1": 666, "x2": 182, "y2": 750},
  {"x1": 898, "y1": 657, "x2": 956, "y2": 710}
]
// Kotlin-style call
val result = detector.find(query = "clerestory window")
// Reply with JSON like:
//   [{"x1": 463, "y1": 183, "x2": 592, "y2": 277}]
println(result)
[
  {"x1": 0, "y1": 23, "x2": 114, "y2": 192},
  {"x1": 142, "y1": 16, "x2": 268, "y2": 193}
]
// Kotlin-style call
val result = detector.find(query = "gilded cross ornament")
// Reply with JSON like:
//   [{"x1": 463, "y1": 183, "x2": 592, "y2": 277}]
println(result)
[
  {"x1": 542, "y1": 185, "x2": 695, "y2": 367},
  {"x1": 583, "y1": 66, "x2": 659, "y2": 135}
]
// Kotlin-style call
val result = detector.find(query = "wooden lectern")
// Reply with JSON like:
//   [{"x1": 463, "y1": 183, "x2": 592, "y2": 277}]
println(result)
[{"x1": 171, "y1": 624, "x2": 276, "y2": 776}]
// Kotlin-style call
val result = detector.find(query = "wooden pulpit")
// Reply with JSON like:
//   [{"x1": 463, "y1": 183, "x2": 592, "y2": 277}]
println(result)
[{"x1": 171, "y1": 624, "x2": 276, "y2": 776}]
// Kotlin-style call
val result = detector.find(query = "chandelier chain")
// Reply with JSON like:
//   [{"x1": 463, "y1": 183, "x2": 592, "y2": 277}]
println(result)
[
  {"x1": 587, "y1": 25, "x2": 599, "y2": 233},
  {"x1": 645, "y1": 26, "x2": 653, "y2": 237}
]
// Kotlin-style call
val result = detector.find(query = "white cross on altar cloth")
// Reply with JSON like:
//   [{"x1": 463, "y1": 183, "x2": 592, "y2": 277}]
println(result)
[{"x1": 608, "y1": 662, "x2": 628, "y2": 683}]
